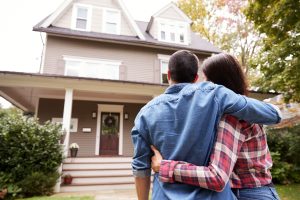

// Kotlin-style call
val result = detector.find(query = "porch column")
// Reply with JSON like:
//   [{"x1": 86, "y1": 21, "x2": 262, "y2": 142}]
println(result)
[
  {"x1": 62, "y1": 88, "x2": 73, "y2": 157},
  {"x1": 54, "y1": 88, "x2": 73, "y2": 193}
]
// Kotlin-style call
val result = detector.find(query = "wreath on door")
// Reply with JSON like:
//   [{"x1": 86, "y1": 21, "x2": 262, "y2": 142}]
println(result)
[{"x1": 102, "y1": 115, "x2": 118, "y2": 135}]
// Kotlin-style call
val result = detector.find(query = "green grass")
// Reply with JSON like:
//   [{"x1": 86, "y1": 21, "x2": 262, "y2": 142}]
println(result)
[
  {"x1": 276, "y1": 184, "x2": 300, "y2": 200},
  {"x1": 20, "y1": 196, "x2": 94, "y2": 200}
]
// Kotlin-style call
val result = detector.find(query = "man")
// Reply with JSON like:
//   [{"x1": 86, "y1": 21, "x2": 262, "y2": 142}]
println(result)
[{"x1": 131, "y1": 50, "x2": 281, "y2": 200}]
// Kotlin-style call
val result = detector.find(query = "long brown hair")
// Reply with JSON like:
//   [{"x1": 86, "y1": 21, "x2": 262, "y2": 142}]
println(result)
[{"x1": 202, "y1": 53, "x2": 249, "y2": 96}]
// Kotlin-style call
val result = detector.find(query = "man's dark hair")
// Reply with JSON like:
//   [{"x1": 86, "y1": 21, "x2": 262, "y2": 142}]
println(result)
[
  {"x1": 202, "y1": 53, "x2": 248, "y2": 96},
  {"x1": 168, "y1": 50, "x2": 199, "y2": 83}
]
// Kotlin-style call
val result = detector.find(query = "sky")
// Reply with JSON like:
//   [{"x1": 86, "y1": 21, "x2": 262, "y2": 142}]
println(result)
[
  {"x1": 0, "y1": 0, "x2": 174, "y2": 108},
  {"x1": 0, "y1": 0, "x2": 174, "y2": 73}
]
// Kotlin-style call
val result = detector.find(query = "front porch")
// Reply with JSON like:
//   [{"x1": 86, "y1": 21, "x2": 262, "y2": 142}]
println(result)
[{"x1": 0, "y1": 71, "x2": 166, "y2": 192}]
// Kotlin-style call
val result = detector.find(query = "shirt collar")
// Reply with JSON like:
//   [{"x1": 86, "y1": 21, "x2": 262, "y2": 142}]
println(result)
[{"x1": 165, "y1": 83, "x2": 191, "y2": 94}]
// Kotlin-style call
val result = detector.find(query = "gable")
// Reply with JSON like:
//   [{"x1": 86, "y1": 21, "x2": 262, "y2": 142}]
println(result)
[
  {"x1": 157, "y1": 6, "x2": 187, "y2": 22},
  {"x1": 47, "y1": 0, "x2": 143, "y2": 38}
]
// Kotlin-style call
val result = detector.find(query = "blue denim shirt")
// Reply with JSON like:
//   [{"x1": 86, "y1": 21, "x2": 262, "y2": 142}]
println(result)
[{"x1": 131, "y1": 82, "x2": 280, "y2": 200}]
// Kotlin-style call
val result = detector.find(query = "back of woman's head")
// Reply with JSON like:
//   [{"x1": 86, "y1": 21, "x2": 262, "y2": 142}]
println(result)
[{"x1": 202, "y1": 53, "x2": 248, "y2": 96}]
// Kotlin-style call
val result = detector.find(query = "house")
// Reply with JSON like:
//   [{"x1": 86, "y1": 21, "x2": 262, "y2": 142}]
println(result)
[{"x1": 0, "y1": 0, "x2": 276, "y2": 192}]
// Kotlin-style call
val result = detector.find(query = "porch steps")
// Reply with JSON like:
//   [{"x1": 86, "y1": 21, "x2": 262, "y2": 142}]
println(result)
[{"x1": 60, "y1": 157, "x2": 135, "y2": 192}]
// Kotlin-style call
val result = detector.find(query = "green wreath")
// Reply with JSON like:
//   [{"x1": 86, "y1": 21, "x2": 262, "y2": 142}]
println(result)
[{"x1": 102, "y1": 115, "x2": 118, "y2": 135}]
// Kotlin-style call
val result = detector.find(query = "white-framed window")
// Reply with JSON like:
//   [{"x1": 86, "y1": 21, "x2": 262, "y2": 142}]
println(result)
[
  {"x1": 63, "y1": 56, "x2": 121, "y2": 80},
  {"x1": 161, "y1": 60, "x2": 169, "y2": 84},
  {"x1": 103, "y1": 8, "x2": 121, "y2": 34},
  {"x1": 158, "y1": 54, "x2": 171, "y2": 84},
  {"x1": 52, "y1": 118, "x2": 78, "y2": 133},
  {"x1": 71, "y1": 4, "x2": 92, "y2": 31},
  {"x1": 158, "y1": 19, "x2": 188, "y2": 45}
]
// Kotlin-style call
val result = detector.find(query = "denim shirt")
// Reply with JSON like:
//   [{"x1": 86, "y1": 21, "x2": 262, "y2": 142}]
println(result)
[{"x1": 131, "y1": 82, "x2": 280, "y2": 200}]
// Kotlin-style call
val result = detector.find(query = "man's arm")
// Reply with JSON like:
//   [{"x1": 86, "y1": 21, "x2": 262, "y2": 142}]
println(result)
[
  {"x1": 215, "y1": 86, "x2": 281, "y2": 125},
  {"x1": 135, "y1": 177, "x2": 151, "y2": 200},
  {"x1": 157, "y1": 115, "x2": 246, "y2": 191},
  {"x1": 131, "y1": 122, "x2": 152, "y2": 200}
]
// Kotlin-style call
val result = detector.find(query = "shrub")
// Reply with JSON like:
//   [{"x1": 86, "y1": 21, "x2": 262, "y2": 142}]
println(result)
[
  {"x1": 267, "y1": 124, "x2": 300, "y2": 184},
  {"x1": 0, "y1": 108, "x2": 63, "y2": 199}
]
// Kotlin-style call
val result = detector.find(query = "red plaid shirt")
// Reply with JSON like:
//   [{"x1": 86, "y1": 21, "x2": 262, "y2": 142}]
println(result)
[{"x1": 159, "y1": 115, "x2": 273, "y2": 191}]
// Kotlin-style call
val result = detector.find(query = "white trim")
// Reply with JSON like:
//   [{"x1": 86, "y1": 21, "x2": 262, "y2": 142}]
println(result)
[
  {"x1": 152, "y1": 2, "x2": 192, "y2": 23},
  {"x1": 117, "y1": 0, "x2": 146, "y2": 40},
  {"x1": 157, "y1": 54, "x2": 171, "y2": 61},
  {"x1": 95, "y1": 104, "x2": 124, "y2": 156},
  {"x1": 102, "y1": 8, "x2": 121, "y2": 35},
  {"x1": 62, "y1": 88, "x2": 73, "y2": 158},
  {"x1": 63, "y1": 55, "x2": 122, "y2": 65},
  {"x1": 41, "y1": 0, "x2": 73, "y2": 28},
  {"x1": 37, "y1": 95, "x2": 150, "y2": 104},
  {"x1": 71, "y1": 3, "x2": 92, "y2": 31},
  {"x1": 0, "y1": 91, "x2": 28, "y2": 111}
]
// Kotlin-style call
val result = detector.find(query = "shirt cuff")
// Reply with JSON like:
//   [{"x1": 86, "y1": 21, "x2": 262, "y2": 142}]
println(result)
[
  {"x1": 133, "y1": 169, "x2": 151, "y2": 177},
  {"x1": 268, "y1": 103, "x2": 282, "y2": 123},
  {"x1": 159, "y1": 160, "x2": 178, "y2": 183}
]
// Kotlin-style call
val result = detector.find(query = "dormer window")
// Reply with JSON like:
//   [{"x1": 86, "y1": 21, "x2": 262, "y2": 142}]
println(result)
[
  {"x1": 72, "y1": 4, "x2": 92, "y2": 31},
  {"x1": 103, "y1": 9, "x2": 121, "y2": 35},
  {"x1": 158, "y1": 19, "x2": 188, "y2": 45}
]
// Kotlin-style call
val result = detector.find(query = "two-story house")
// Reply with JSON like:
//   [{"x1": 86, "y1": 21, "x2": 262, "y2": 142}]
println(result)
[{"x1": 0, "y1": 0, "x2": 275, "y2": 192}]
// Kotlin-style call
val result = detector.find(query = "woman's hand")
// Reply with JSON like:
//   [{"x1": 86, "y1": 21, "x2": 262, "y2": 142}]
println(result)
[{"x1": 151, "y1": 145, "x2": 163, "y2": 173}]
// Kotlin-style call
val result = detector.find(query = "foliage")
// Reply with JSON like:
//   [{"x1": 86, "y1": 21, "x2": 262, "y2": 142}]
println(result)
[
  {"x1": 275, "y1": 184, "x2": 300, "y2": 200},
  {"x1": 0, "y1": 109, "x2": 63, "y2": 199},
  {"x1": 177, "y1": 0, "x2": 262, "y2": 75},
  {"x1": 267, "y1": 124, "x2": 300, "y2": 184},
  {"x1": 245, "y1": 0, "x2": 300, "y2": 101}
]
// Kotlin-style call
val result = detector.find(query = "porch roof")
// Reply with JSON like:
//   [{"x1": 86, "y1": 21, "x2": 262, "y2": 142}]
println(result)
[{"x1": 0, "y1": 71, "x2": 167, "y2": 112}]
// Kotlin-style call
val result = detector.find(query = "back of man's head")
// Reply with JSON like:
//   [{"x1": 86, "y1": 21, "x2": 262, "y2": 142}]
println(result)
[{"x1": 168, "y1": 50, "x2": 199, "y2": 83}]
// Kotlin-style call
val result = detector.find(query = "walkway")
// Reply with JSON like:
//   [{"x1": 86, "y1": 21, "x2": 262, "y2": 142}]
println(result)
[{"x1": 53, "y1": 189, "x2": 137, "y2": 200}]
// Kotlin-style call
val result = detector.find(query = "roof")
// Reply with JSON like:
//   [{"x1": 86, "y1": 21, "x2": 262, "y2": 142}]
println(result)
[{"x1": 33, "y1": 21, "x2": 221, "y2": 54}]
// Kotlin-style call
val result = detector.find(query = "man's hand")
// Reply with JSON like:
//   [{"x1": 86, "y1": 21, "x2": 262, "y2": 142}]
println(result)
[{"x1": 151, "y1": 145, "x2": 163, "y2": 173}]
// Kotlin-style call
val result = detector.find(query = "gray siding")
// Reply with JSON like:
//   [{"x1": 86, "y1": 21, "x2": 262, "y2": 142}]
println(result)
[
  {"x1": 38, "y1": 98, "x2": 144, "y2": 157},
  {"x1": 43, "y1": 36, "x2": 179, "y2": 84},
  {"x1": 53, "y1": 0, "x2": 136, "y2": 36}
]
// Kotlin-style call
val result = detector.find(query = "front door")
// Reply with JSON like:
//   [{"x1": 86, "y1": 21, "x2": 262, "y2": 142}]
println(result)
[{"x1": 100, "y1": 112, "x2": 120, "y2": 155}]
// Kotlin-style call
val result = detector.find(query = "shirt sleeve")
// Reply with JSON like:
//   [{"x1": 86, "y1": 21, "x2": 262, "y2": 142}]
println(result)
[
  {"x1": 159, "y1": 116, "x2": 246, "y2": 192},
  {"x1": 131, "y1": 114, "x2": 152, "y2": 178},
  {"x1": 215, "y1": 86, "x2": 281, "y2": 125}
]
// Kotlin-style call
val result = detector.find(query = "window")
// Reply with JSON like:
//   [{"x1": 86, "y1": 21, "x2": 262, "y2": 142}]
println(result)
[
  {"x1": 103, "y1": 9, "x2": 120, "y2": 34},
  {"x1": 161, "y1": 60, "x2": 169, "y2": 84},
  {"x1": 158, "y1": 20, "x2": 188, "y2": 44},
  {"x1": 64, "y1": 57, "x2": 121, "y2": 80},
  {"x1": 52, "y1": 118, "x2": 78, "y2": 132},
  {"x1": 72, "y1": 4, "x2": 91, "y2": 31}
]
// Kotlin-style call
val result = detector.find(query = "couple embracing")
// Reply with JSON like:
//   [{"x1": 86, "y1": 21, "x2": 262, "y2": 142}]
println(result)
[{"x1": 131, "y1": 50, "x2": 281, "y2": 200}]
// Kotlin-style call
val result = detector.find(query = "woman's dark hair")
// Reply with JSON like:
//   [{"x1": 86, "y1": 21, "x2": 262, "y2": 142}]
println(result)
[{"x1": 202, "y1": 53, "x2": 248, "y2": 96}]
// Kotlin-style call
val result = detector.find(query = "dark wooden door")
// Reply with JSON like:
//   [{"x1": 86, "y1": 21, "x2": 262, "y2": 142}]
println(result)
[{"x1": 100, "y1": 112, "x2": 120, "y2": 155}]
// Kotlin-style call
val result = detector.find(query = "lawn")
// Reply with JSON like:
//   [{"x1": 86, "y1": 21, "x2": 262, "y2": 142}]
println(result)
[
  {"x1": 276, "y1": 184, "x2": 300, "y2": 200},
  {"x1": 20, "y1": 196, "x2": 94, "y2": 200}
]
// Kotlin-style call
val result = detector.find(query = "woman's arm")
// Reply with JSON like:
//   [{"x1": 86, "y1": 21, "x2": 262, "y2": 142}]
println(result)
[{"x1": 152, "y1": 115, "x2": 248, "y2": 192}]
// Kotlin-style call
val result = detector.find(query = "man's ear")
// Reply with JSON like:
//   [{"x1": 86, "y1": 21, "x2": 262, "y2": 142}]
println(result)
[
  {"x1": 167, "y1": 70, "x2": 171, "y2": 81},
  {"x1": 193, "y1": 74, "x2": 199, "y2": 83}
]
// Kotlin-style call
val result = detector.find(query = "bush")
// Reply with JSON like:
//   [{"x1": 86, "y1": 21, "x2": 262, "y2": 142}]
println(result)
[
  {"x1": 267, "y1": 124, "x2": 300, "y2": 184},
  {"x1": 0, "y1": 108, "x2": 63, "y2": 199}
]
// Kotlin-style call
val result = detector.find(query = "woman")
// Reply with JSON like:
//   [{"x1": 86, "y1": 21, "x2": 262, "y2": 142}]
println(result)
[{"x1": 151, "y1": 53, "x2": 280, "y2": 200}]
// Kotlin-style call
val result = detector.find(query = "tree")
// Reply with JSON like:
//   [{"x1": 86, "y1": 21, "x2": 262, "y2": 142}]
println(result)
[
  {"x1": 178, "y1": 0, "x2": 262, "y2": 75},
  {"x1": 245, "y1": 0, "x2": 300, "y2": 101}
]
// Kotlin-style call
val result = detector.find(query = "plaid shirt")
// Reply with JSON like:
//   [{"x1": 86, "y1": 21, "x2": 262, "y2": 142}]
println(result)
[{"x1": 159, "y1": 115, "x2": 273, "y2": 191}]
